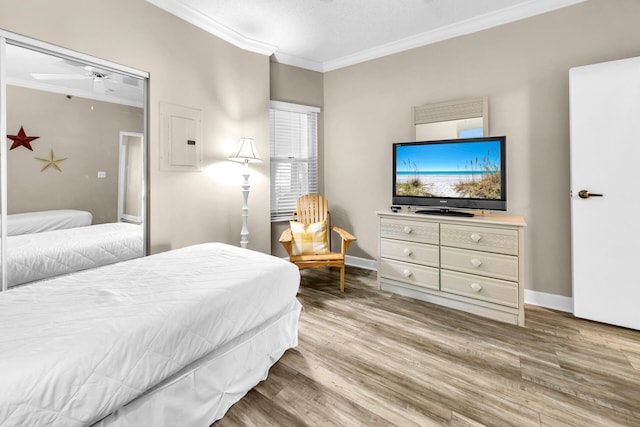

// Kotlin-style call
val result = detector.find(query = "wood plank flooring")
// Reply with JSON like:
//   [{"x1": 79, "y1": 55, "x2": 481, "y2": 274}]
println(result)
[{"x1": 214, "y1": 266, "x2": 640, "y2": 426}]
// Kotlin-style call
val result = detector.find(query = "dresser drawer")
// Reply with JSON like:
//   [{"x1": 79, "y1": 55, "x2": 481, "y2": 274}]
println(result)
[
  {"x1": 380, "y1": 238, "x2": 439, "y2": 267},
  {"x1": 441, "y1": 224, "x2": 518, "y2": 255},
  {"x1": 441, "y1": 247, "x2": 518, "y2": 282},
  {"x1": 380, "y1": 218, "x2": 439, "y2": 244},
  {"x1": 441, "y1": 270, "x2": 518, "y2": 308},
  {"x1": 379, "y1": 259, "x2": 439, "y2": 290}
]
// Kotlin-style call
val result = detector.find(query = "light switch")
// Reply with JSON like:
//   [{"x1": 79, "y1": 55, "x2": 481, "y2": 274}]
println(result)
[{"x1": 97, "y1": 171, "x2": 106, "y2": 179}]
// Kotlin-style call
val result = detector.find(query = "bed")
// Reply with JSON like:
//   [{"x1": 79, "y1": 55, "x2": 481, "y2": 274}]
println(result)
[
  {"x1": 5, "y1": 209, "x2": 93, "y2": 236},
  {"x1": 0, "y1": 242, "x2": 302, "y2": 426},
  {"x1": 5, "y1": 222, "x2": 143, "y2": 288}
]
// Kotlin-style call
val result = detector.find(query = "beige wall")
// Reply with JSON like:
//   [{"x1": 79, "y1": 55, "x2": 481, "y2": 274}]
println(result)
[
  {"x1": 269, "y1": 62, "x2": 324, "y2": 257},
  {"x1": 5, "y1": 0, "x2": 640, "y2": 298},
  {"x1": 7, "y1": 86, "x2": 142, "y2": 223},
  {"x1": 322, "y1": 0, "x2": 640, "y2": 297},
  {"x1": 0, "y1": 0, "x2": 272, "y2": 254}
]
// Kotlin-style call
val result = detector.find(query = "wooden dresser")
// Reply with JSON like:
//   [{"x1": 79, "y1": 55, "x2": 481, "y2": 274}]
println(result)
[{"x1": 377, "y1": 210, "x2": 526, "y2": 326}]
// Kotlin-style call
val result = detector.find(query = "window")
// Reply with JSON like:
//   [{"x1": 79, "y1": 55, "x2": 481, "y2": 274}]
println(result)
[{"x1": 270, "y1": 101, "x2": 320, "y2": 221}]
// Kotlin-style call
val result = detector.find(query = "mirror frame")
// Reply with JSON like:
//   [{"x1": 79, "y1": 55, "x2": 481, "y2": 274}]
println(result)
[
  {"x1": 0, "y1": 29, "x2": 149, "y2": 291},
  {"x1": 412, "y1": 96, "x2": 489, "y2": 140}
]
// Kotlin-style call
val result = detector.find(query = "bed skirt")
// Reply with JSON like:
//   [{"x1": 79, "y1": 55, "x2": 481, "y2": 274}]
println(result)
[{"x1": 94, "y1": 300, "x2": 301, "y2": 426}]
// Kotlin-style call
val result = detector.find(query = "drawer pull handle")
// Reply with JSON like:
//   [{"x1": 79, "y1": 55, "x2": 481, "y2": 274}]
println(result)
[
  {"x1": 403, "y1": 226, "x2": 412, "y2": 234},
  {"x1": 470, "y1": 283, "x2": 483, "y2": 292},
  {"x1": 402, "y1": 269, "x2": 413, "y2": 278},
  {"x1": 471, "y1": 258, "x2": 483, "y2": 268},
  {"x1": 403, "y1": 248, "x2": 413, "y2": 256},
  {"x1": 470, "y1": 233, "x2": 482, "y2": 242}
]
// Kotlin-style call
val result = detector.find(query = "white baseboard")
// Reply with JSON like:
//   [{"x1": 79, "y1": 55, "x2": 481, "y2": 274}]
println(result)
[
  {"x1": 345, "y1": 255, "x2": 378, "y2": 271},
  {"x1": 524, "y1": 289, "x2": 573, "y2": 313}
]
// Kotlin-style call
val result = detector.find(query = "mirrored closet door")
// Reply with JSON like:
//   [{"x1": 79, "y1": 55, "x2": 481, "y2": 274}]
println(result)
[{"x1": 0, "y1": 31, "x2": 148, "y2": 291}]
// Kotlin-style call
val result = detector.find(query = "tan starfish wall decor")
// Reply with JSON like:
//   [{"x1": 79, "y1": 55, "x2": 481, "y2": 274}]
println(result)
[{"x1": 35, "y1": 149, "x2": 67, "y2": 172}]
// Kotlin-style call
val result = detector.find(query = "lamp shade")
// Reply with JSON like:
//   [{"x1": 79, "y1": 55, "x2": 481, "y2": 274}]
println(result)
[{"x1": 228, "y1": 137, "x2": 262, "y2": 163}]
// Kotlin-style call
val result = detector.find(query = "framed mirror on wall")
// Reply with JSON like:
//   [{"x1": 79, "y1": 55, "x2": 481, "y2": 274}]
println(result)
[
  {"x1": 0, "y1": 30, "x2": 149, "y2": 291},
  {"x1": 118, "y1": 131, "x2": 144, "y2": 224},
  {"x1": 412, "y1": 96, "x2": 489, "y2": 141}
]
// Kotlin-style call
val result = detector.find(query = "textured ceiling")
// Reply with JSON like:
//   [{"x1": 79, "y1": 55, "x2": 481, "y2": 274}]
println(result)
[{"x1": 147, "y1": 0, "x2": 587, "y2": 71}]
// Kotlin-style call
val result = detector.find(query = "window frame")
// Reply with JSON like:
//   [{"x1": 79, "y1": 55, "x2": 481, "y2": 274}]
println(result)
[{"x1": 269, "y1": 100, "x2": 321, "y2": 222}]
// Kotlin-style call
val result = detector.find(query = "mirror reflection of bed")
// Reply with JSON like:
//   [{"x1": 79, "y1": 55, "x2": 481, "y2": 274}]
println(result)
[
  {"x1": 5, "y1": 210, "x2": 143, "y2": 288},
  {"x1": 4, "y1": 44, "x2": 146, "y2": 289}
]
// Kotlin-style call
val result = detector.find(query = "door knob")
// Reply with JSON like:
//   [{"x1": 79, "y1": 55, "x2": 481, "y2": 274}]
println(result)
[{"x1": 578, "y1": 190, "x2": 603, "y2": 199}]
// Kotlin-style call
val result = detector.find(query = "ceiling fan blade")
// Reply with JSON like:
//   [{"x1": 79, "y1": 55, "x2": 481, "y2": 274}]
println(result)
[
  {"x1": 93, "y1": 76, "x2": 106, "y2": 93},
  {"x1": 120, "y1": 75, "x2": 142, "y2": 86},
  {"x1": 31, "y1": 73, "x2": 91, "y2": 80}
]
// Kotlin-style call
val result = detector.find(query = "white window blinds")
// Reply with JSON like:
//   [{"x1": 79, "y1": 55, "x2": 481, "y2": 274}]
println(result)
[{"x1": 270, "y1": 101, "x2": 320, "y2": 222}]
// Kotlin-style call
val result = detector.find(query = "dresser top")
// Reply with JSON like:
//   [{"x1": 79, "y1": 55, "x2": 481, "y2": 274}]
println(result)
[{"x1": 377, "y1": 209, "x2": 526, "y2": 227}]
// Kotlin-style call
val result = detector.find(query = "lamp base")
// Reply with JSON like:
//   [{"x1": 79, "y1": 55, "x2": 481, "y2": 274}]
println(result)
[{"x1": 239, "y1": 163, "x2": 250, "y2": 249}]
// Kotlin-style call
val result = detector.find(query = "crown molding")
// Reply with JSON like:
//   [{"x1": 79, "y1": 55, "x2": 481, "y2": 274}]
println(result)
[
  {"x1": 322, "y1": 0, "x2": 587, "y2": 71},
  {"x1": 147, "y1": 0, "x2": 587, "y2": 72},
  {"x1": 145, "y1": 0, "x2": 277, "y2": 56},
  {"x1": 270, "y1": 51, "x2": 324, "y2": 73}
]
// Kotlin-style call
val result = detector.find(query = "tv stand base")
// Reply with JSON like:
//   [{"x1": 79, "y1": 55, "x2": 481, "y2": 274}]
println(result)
[
  {"x1": 377, "y1": 211, "x2": 526, "y2": 326},
  {"x1": 415, "y1": 209, "x2": 474, "y2": 217}
]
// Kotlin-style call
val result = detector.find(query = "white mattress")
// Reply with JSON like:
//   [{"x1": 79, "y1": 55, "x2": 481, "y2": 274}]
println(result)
[
  {"x1": 6, "y1": 209, "x2": 93, "y2": 236},
  {"x1": 5, "y1": 222, "x2": 143, "y2": 288},
  {"x1": 0, "y1": 243, "x2": 301, "y2": 427}
]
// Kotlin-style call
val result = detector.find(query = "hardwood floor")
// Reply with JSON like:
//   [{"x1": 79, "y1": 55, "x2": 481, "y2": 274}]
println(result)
[{"x1": 214, "y1": 266, "x2": 640, "y2": 426}]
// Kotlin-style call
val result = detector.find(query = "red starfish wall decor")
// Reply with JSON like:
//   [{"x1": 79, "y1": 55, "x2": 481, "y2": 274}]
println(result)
[{"x1": 7, "y1": 126, "x2": 40, "y2": 151}]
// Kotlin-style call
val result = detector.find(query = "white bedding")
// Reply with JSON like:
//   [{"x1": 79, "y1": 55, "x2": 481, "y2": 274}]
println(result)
[
  {"x1": 5, "y1": 222, "x2": 143, "y2": 288},
  {"x1": 97, "y1": 294, "x2": 300, "y2": 426},
  {"x1": 0, "y1": 243, "x2": 301, "y2": 426},
  {"x1": 6, "y1": 209, "x2": 93, "y2": 236}
]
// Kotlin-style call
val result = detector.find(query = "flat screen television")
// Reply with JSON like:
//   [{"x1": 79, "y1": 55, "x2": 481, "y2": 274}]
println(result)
[{"x1": 392, "y1": 136, "x2": 506, "y2": 216}]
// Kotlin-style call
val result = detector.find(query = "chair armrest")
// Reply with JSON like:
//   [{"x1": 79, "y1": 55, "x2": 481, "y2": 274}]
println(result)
[
  {"x1": 279, "y1": 228, "x2": 293, "y2": 256},
  {"x1": 330, "y1": 226, "x2": 356, "y2": 254},
  {"x1": 331, "y1": 226, "x2": 356, "y2": 242},
  {"x1": 279, "y1": 228, "x2": 292, "y2": 242}
]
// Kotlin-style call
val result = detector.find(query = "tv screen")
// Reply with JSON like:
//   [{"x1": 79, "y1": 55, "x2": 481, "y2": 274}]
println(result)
[{"x1": 392, "y1": 136, "x2": 506, "y2": 214}]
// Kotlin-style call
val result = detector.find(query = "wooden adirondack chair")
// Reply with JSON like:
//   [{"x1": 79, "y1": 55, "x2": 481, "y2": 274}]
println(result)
[{"x1": 279, "y1": 194, "x2": 356, "y2": 292}]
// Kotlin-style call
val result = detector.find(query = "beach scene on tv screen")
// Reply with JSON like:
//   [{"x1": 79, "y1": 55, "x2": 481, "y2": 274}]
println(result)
[{"x1": 395, "y1": 141, "x2": 502, "y2": 199}]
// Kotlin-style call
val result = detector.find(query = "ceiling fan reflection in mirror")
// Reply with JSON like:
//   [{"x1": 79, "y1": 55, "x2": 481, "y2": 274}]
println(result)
[
  {"x1": 4, "y1": 44, "x2": 144, "y2": 107},
  {"x1": 31, "y1": 65, "x2": 138, "y2": 95}
]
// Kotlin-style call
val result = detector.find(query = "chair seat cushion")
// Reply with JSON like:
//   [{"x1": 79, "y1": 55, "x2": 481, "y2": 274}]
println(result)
[{"x1": 290, "y1": 220, "x2": 330, "y2": 256}]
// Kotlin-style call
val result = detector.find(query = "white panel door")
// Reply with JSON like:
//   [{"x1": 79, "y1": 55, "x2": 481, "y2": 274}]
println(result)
[{"x1": 570, "y1": 57, "x2": 640, "y2": 330}]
